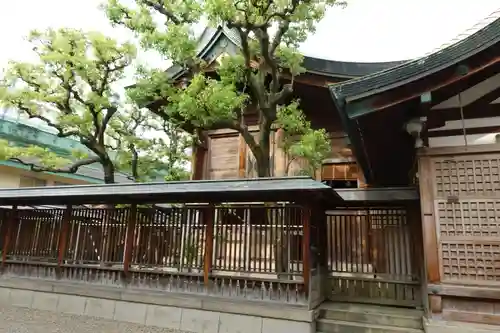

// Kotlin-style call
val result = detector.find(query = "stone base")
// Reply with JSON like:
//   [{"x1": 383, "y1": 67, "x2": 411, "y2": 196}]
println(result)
[
  {"x1": 0, "y1": 277, "x2": 315, "y2": 333},
  {"x1": 424, "y1": 319, "x2": 500, "y2": 333}
]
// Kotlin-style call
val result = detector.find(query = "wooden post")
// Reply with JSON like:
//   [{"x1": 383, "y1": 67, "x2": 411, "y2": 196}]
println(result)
[
  {"x1": 191, "y1": 137, "x2": 207, "y2": 180},
  {"x1": 419, "y1": 156, "x2": 441, "y2": 315},
  {"x1": 2, "y1": 205, "x2": 17, "y2": 267},
  {"x1": 419, "y1": 157, "x2": 440, "y2": 282},
  {"x1": 238, "y1": 134, "x2": 247, "y2": 178},
  {"x1": 302, "y1": 206, "x2": 311, "y2": 293},
  {"x1": 123, "y1": 204, "x2": 137, "y2": 276},
  {"x1": 203, "y1": 206, "x2": 215, "y2": 286},
  {"x1": 57, "y1": 205, "x2": 72, "y2": 266}
]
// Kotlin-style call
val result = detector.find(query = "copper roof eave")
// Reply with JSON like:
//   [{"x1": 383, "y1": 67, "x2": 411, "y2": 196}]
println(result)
[{"x1": 0, "y1": 177, "x2": 343, "y2": 206}]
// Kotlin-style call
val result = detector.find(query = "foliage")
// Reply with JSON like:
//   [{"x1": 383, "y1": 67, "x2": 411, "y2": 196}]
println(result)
[
  {"x1": 0, "y1": 28, "x2": 186, "y2": 183},
  {"x1": 109, "y1": 106, "x2": 191, "y2": 182},
  {"x1": 104, "y1": 0, "x2": 341, "y2": 177}
]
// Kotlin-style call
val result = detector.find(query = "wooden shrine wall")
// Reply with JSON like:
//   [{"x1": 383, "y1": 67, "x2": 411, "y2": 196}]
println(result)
[{"x1": 419, "y1": 145, "x2": 500, "y2": 325}]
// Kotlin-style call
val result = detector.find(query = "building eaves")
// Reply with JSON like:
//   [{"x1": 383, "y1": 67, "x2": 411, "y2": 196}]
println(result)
[
  {"x1": 0, "y1": 177, "x2": 340, "y2": 205},
  {"x1": 166, "y1": 25, "x2": 408, "y2": 80},
  {"x1": 330, "y1": 9, "x2": 500, "y2": 102}
]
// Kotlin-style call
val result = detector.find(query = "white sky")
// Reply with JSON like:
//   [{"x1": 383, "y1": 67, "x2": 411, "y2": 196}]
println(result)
[{"x1": 0, "y1": 0, "x2": 498, "y2": 67}]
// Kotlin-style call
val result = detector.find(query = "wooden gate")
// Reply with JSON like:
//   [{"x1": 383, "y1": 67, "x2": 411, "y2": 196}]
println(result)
[{"x1": 326, "y1": 207, "x2": 422, "y2": 307}]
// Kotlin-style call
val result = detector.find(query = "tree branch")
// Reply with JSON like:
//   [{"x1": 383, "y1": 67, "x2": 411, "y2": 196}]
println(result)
[
  {"x1": 140, "y1": 0, "x2": 193, "y2": 24},
  {"x1": 9, "y1": 156, "x2": 100, "y2": 174}
]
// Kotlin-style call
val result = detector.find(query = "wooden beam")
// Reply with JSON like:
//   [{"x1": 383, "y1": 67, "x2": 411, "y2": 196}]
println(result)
[
  {"x1": 463, "y1": 85, "x2": 500, "y2": 111},
  {"x1": 57, "y1": 205, "x2": 72, "y2": 266},
  {"x1": 428, "y1": 68, "x2": 498, "y2": 108},
  {"x1": 2, "y1": 205, "x2": 17, "y2": 267},
  {"x1": 427, "y1": 124, "x2": 500, "y2": 138},
  {"x1": 429, "y1": 98, "x2": 500, "y2": 123},
  {"x1": 123, "y1": 204, "x2": 137, "y2": 276},
  {"x1": 203, "y1": 206, "x2": 215, "y2": 286}
]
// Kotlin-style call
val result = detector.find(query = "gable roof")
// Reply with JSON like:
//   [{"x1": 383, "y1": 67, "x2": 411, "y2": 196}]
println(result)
[
  {"x1": 166, "y1": 25, "x2": 407, "y2": 80},
  {"x1": 330, "y1": 9, "x2": 500, "y2": 102}
]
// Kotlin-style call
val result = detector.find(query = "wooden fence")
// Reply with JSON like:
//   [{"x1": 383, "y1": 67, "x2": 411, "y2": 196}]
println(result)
[
  {"x1": 0, "y1": 204, "x2": 309, "y2": 304},
  {"x1": 326, "y1": 207, "x2": 422, "y2": 307}
]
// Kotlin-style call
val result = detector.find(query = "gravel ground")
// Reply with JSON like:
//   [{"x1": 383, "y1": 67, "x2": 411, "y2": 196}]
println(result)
[{"x1": 0, "y1": 306, "x2": 191, "y2": 333}]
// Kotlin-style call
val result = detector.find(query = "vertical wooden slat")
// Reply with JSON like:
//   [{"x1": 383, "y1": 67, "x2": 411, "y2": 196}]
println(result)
[
  {"x1": 302, "y1": 206, "x2": 311, "y2": 292},
  {"x1": 123, "y1": 204, "x2": 137, "y2": 275},
  {"x1": 2, "y1": 205, "x2": 17, "y2": 267},
  {"x1": 58, "y1": 205, "x2": 73, "y2": 266},
  {"x1": 203, "y1": 206, "x2": 215, "y2": 285}
]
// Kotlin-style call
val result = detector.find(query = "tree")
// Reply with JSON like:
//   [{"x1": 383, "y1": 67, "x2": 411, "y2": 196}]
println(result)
[
  {"x1": 0, "y1": 28, "x2": 142, "y2": 183},
  {"x1": 104, "y1": 0, "x2": 337, "y2": 177},
  {"x1": 110, "y1": 106, "x2": 191, "y2": 182}
]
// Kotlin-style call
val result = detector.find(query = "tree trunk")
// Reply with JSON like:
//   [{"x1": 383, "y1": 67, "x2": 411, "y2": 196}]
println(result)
[
  {"x1": 102, "y1": 160, "x2": 115, "y2": 184},
  {"x1": 255, "y1": 121, "x2": 272, "y2": 177}
]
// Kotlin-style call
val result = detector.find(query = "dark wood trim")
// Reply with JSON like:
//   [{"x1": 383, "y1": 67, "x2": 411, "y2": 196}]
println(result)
[{"x1": 57, "y1": 205, "x2": 72, "y2": 266}]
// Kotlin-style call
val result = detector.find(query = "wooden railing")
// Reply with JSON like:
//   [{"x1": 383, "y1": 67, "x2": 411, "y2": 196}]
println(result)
[{"x1": 0, "y1": 203, "x2": 309, "y2": 304}]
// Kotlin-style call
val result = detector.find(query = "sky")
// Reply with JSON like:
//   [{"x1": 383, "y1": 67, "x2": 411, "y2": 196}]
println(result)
[{"x1": 0, "y1": 0, "x2": 499, "y2": 67}]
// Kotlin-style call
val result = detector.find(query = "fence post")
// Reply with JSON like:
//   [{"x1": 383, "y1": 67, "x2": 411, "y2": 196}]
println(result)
[
  {"x1": 123, "y1": 204, "x2": 137, "y2": 276},
  {"x1": 203, "y1": 206, "x2": 215, "y2": 286},
  {"x1": 57, "y1": 205, "x2": 73, "y2": 266},
  {"x1": 302, "y1": 206, "x2": 311, "y2": 294},
  {"x1": 2, "y1": 205, "x2": 17, "y2": 268}
]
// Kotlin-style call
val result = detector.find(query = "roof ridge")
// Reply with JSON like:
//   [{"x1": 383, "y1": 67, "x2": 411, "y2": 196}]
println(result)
[{"x1": 423, "y1": 8, "x2": 500, "y2": 56}]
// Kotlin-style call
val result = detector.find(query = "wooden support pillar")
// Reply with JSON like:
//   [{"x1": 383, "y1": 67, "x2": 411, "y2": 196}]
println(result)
[
  {"x1": 203, "y1": 206, "x2": 215, "y2": 286},
  {"x1": 419, "y1": 156, "x2": 441, "y2": 315},
  {"x1": 238, "y1": 134, "x2": 247, "y2": 178},
  {"x1": 302, "y1": 206, "x2": 311, "y2": 293},
  {"x1": 2, "y1": 205, "x2": 17, "y2": 267},
  {"x1": 57, "y1": 205, "x2": 72, "y2": 266},
  {"x1": 191, "y1": 136, "x2": 207, "y2": 180},
  {"x1": 123, "y1": 204, "x2": 137, "y2": 276},
  {"x1": 274, "y1": 129, "x2": 286, "y2": 177}
]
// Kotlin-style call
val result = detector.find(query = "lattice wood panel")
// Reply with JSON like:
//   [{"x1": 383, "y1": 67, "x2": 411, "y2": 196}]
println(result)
[
  {"x1": 432, "y1": 155, "x2": 500, "y2": 198},
  {"x1": 436, "y1": 200, "x2": 500, "y2": 282}
]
